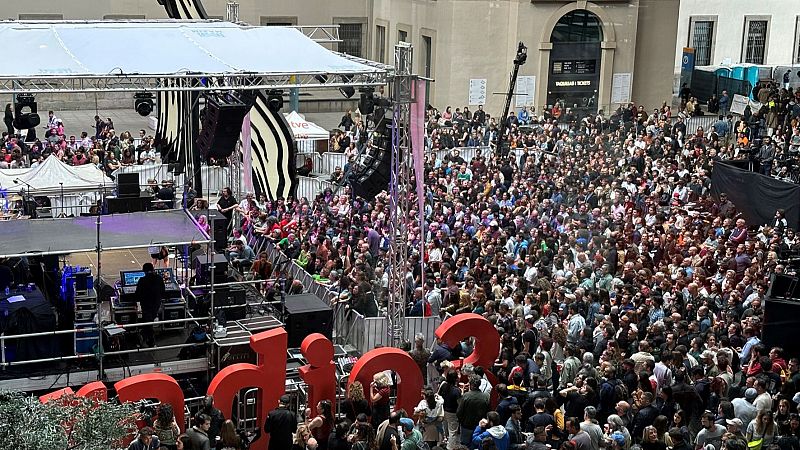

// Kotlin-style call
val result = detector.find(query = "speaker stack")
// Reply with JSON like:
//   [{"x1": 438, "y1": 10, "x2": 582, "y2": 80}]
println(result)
[
  {"x1": 763, "y1": 273, "x2": 800, "y2": 355},
  {"x1": 13, "y1": 94, "x2": 40, "y2": 130},
  {"x1": 193, "y1": 253, "x2": 229, "y2": 285},
  {"x1": 197, "y1": 94, "x2": 252, "y2": 160},
  {"x1": 351, "y1": 120, "x2": 392, "y2": 200}
]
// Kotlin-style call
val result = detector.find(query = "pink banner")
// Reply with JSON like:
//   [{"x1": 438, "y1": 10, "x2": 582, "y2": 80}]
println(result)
[
  {"x1": 241, "y1": 111, "x2": 254, "y2": 192},
  {"x1": 412, "y1": 80, "x2": 427, "y2": 285}
]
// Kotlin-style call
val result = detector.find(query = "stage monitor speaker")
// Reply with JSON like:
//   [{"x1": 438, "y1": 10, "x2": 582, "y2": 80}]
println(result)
[
  {"x1": 117, "y1": 172, "x2": 141, "y2": 198},
  {"x1": 197, "y1": 96, "x2": 250, "y2": 160},
  {"x1": 106, "y1": 195, "x2": 150, "y2": 214},
  {"x1": 193, "y1": 253, "x2": 228, "y2": 285},
  {"x1": 284, "y1": 293, "x2": 333, "y2": 348},
  {"x1": 763, "y1": 297, "x2": 800, "y2": 355},
  {"x1": 216, "y1": 286, "x2": 247, "y2": 321}
]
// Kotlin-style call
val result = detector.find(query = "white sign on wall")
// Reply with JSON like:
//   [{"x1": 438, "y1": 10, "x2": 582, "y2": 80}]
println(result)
[
  {"x1": 468, "y1": 78, "x2": 487, "y2": 105},
  {"x1": 611, "y1": 73, "x2": 632, "y2": 104},
  {"x1": 515, "y1": 76, "x2": 537, "y2": 107}
]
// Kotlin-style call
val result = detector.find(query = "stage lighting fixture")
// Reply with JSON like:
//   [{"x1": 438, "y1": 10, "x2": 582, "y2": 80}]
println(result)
[
  {"x1": 266, "y1": 90, "x2": 284, "y2": 112},
  {"x1": 13, "y1": 94, "x2": 40, "y2": 130},
  {"x1": 514, "y1": 41, "x2": 528, "y2": 66},
  {"x1": 314, "y1": 74, "x2": 329, "y2": 84},
  {"x1": 134, "y1": 92, "x2": 155, "y2": 116},
  {"x1": 339, "y1": 86, "x2": 355, "y2": 99}
]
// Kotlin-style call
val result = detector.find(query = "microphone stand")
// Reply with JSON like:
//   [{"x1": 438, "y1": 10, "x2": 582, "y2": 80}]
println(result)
[{"x1": 13, "y1": 178, "x2": 35, "y2": 218}]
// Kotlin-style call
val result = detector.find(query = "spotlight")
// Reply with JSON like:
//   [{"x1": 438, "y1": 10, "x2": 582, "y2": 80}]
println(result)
[
  {"x1": 13, "y1": 94, "x2": 40, "y2": 129},
  {"x1": 314, "y1": 74, "x2": 329, "y2": 84},
  {"x1": 134, "y1": 92, "x2": 154, "y2": 117},
  {"x1": 266, "y1": 90, "x2": 284, "y2": 112},
  {"x1": 339, "y1": 86, "x2": 355, "y2": 99}
]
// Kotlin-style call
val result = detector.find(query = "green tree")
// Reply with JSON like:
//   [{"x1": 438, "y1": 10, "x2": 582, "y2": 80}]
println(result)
[{"x1": 0, "y1": 391, "x2": 138, "y2": 450}]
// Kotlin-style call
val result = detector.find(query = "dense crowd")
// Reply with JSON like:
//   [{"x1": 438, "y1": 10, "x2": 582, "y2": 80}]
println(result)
[
  {"x1": 1, "y1": 107, "x2": 163, "y2": 173},
  {"x1": 219, "y1": 86, "x2": 800, "y2": 450}
]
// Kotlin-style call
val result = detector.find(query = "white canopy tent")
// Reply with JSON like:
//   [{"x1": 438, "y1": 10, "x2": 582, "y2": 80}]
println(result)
[
  {"x1": 285, "y1": 111, "x2": 330, "y2": 155},
  {"x1": 0, "y1": 156, "x2": 113, "y2": 216},
  {"x1": 0, "y1": 20, "x2": 388, "y2": 93}
]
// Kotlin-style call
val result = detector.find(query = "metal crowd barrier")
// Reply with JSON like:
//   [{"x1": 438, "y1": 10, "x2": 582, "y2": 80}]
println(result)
[
  {"x1": 112, "y1": 164, "x2": 230, "y2": 195},
  {"x1": 295, "y1": 176, "x2": 337, "y2": 202},
  {"x1": 433, "y1": 146, "x2": 489, "y2": 165}
]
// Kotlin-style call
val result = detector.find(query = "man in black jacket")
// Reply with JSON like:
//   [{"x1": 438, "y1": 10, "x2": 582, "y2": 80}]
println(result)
[
  {"x1": 265, "y1": 394, "x2": 297, "y2": 450},
  {"x1": 631, "y1": 392, "x2": 659, "y2": 444},
  {"x1": 186, "y1": 414, "x2": 212, "y2": 450},
  {"x1": 135, "y1": 263, "x2": 165, "y2": 347},
  {"x1": 457, "y1": 376, "x2": 490, "y2": 445}
]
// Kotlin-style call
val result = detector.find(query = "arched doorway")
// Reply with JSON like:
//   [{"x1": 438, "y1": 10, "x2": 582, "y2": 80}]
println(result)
[{"x1": 547, "y1": 10, "x2": 602, "y2": 117}]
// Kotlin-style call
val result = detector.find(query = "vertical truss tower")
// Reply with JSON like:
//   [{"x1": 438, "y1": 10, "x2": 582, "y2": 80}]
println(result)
[{"x1": 386, "y1": 42, "x2": 415, "y2": 346}]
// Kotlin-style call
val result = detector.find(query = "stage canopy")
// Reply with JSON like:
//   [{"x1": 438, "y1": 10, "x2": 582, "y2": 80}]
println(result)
[
  {"x1": 0, "y1": 155, "x2": 113, "y2": 197},
  {"x1": 0, "y1": 209, "x2": 210, "y2": 258},
  {"x1": 0, "y1": 20, "x2": 389, "y2": 93},
  {"x1": 285, "y1": 111, "x2": 330, "y2": 140}
]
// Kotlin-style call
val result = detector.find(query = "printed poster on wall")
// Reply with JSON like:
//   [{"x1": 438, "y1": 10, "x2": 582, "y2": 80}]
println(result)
[
  {"x1": 468, "y1": 79, "x2": 487, "y2": 105},
  {"x1": 730, "y1": 94, "x2": 749, "y2": 115},
  {"x1": 515, "y1": 76, "x2": 537, "y2": 107},
  {"x1": 611, "y1": 73, "x2": 632, "y2": 104}
]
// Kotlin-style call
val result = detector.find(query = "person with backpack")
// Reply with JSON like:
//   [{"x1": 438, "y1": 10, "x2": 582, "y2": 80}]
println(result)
[{"x1": 599, "y1": 367, "x2": 627, "y2": 424}]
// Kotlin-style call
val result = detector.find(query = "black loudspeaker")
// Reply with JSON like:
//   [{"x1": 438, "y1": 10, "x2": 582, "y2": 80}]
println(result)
[
  {"x1": 212, "y1": 222, "x2": 228, "y2": 251},
  {"x1": 766, "y1": 274, "x2": 800, "y2": 299},
  {"x1": 117, "y1": 172, "x2": 141, "y2": 198},
  {"x1": 763, "y1": 297, "x2": 800, "y2": 355},
  {"x1": 216, "y1": 286, "x2": 247, "y2": 320},
  {"x1": 197, "y1": 95, "x2": 250, "y2": 160},
  {"x1": 13, "y1": 94, "x2": 40, "y2": 130},
  {"x1": 106, "y1": 195, "x2": 150, "y2": 214},
  {"x1": 283, "y1": 293, "x2": 333, "y2": 348},
  {"x1": 193, "y1": 253, "x2": 228, "y2": 285}
]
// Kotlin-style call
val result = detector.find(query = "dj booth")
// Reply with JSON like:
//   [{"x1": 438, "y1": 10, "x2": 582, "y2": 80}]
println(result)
[{"x1": 112, "y1": 268, "x2": 187, "y2": 330}]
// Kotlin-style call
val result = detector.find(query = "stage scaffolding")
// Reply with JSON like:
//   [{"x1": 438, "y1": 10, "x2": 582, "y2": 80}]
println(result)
[{"x1": 386, "y1": 43, "x2": 421, "y2": 346}]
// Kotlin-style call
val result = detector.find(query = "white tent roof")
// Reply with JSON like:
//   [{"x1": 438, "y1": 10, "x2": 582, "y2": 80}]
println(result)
[
  {"x1": 0, "y1": 21, "x2": 381, "y2": 77},
  {"x1": 284, "y1": 111, "x2": 330, "y2": 140},
  {"x1": 0, "y1": 155, "x2": 113, "y2": 196}
]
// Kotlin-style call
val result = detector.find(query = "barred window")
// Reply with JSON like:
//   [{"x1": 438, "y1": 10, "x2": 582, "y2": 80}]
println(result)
[
  {"x1": 398, "y1": 29, "x2": 408, "y2": 44},
  {"x1": 691, "y1": 20, "x2": 714, "y2": 66},
  {"x1": 744, "y1": 20, "x2": 768, "y2": 64},
  {"x1": 339, "y1": 23, "x2": 363, "y2": 58},
  {"x1": 375, "y1": 25, "x2": 386, "y2": 63}
]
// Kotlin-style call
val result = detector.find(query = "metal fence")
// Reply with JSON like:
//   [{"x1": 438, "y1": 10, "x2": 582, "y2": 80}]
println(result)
[
  {"x1": 670, "y1": 115, "x2": 720, "y2": 132},
  {"x1": 112, "y1": 164, "x2": 230, "y2": 196},
  {"x1": 295, "y1": 152, "x2": 349, "y2": 177}
]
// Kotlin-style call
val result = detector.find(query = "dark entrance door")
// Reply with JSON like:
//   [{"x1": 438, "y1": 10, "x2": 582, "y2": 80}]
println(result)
[{"x1": 547, "y1": 10, "x2": 603, "y2": 119}]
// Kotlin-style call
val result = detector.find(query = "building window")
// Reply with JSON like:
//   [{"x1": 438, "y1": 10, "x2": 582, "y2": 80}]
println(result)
[
  {"x1": 744, "y1": 19, "x2": 768, "y2": 64},
  {"x1": 422, "y1": 35, "x2": 433, "y2": 78},
  {"x1": 375, "y1": 25, "x2": 386, "y2": 63},
  {"x1": 339, "y1": 23, "x2": 363, "y2": 57},
  {"x1": 259, "y1": 16, "x2": 298, "y2": 26},
  {"x1": 398, "y1": 29, "x2": 408, "y2": 44},
  {"x1": 690, "y1": 20, "x2": 714, "y2": 66},
  {"x1": 795, "y1": 17, "x2": 800, "y2": 64},
  {"x1": 18, "y1": 13, "x2": 64, "y2": 20}
]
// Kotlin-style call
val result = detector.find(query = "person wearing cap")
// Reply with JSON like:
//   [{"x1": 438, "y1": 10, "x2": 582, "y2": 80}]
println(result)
[
  {"x1": 726, "y1": 418, "x2": 745, "y2": 438},
  {"x1": 732, "y1": 388, "x2": 758, "y2": 427},
  {"x1": 395, "y1": 417, "x2": 422, "y2": 450},
  {"x1": 264, "y1": 394, "x2": 298, "y2": 450}
]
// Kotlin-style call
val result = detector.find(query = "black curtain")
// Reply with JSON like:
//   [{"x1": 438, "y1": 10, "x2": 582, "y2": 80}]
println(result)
[{"x1": 711, "y1": 161, "x2": 800, "y2": 229}]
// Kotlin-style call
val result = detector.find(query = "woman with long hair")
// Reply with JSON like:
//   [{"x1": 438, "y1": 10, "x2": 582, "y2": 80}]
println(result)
[
  {"x1": 370, "y1": 372, "x2": 391, "y2": 428},
  {"x1": 413, "y1": 387, "x2": 444, "y2": 448},
  {"x1": 217, "y1": 419, "x2": 243, "y2": 450},
  {"x1": 307, "y1": 399, "x2": 333, "y2": 450},
  {"x1": 343, "y1": 381, "x2": 370, "y2": 423},
  {"x1": 746, "y1": 409, "x2": 777, "y2": 447},
  {"x1": 776, "y1": 398, "x2": 792, "y2": 436},
  {"x1": 154, "y1": 403, "x2": 180, "y2": 450},
  {"x1": 350, "y1": 422, "x2": 376, "y2": 450},
  {"x1": 640, "y1": 425, "x2": 667, "y2": 450},
  {"x1": 292, "y1": 424, "x2": 312, "y2": 450}
]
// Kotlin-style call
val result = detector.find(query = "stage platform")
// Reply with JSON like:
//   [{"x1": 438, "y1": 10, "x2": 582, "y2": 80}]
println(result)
[{"x1": 0, "y1": 209, "x2": 209, "y2": 258}]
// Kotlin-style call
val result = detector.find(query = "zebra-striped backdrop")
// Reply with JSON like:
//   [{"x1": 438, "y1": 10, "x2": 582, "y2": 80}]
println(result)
[
  {"x1": 153, "y1": 0, "x2": 297, "y2": 200},
  {"x1": 158, "y1": 0, "x2": 208, "y2": 19}
]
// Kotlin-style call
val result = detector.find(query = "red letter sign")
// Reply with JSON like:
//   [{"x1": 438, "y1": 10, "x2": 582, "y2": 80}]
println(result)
[
  {"x1": 348, "y1": 347, "x2": 423, "y2": 415},
  {"x1": 299, "y1": 333, "x2": 336, "y2": 418},
  {"x1": 115, "y1": 373, "x2": 185, "y2": 432}
]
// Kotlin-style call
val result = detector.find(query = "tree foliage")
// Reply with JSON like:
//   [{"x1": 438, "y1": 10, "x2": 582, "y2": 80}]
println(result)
[{"x1": 0, "y1": 391, "x2": 138, "y2": 450}]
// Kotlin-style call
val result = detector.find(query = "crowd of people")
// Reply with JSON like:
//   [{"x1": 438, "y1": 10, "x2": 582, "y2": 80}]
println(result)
[
  {"x1": 225, "y1": 84, "x2": 800, "y2": 450},
  {"x1": 1, "y1": 107, "x2": 163, "y2": 173}
]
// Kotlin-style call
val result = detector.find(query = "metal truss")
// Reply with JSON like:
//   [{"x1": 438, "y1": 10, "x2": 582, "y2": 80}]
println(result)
[
  {"x1": 293, "y1": 25, "x2": 341, "y2": 44},
  {"x1": 0, "y1": 71, "x2": 388, "y2": 94},
  {"x1": 386, "y1": 42, "x2": 416, "y2": 346}
]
